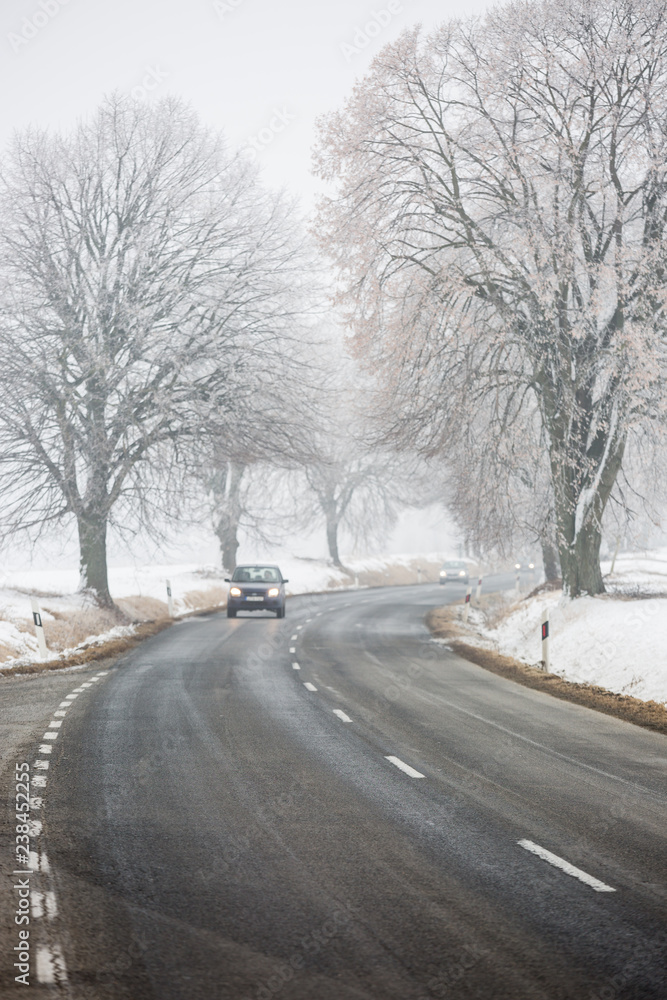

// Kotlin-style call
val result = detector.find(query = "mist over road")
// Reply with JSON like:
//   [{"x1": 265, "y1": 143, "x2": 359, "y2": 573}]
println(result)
[{"x1": 27, "y1": 581, "x2": 667, "y2": 998}]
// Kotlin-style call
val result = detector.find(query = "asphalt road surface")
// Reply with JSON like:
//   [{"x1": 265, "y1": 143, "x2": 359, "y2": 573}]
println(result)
[{"x1": 5, "y1": 578, "x2": 667, "y2": 999}]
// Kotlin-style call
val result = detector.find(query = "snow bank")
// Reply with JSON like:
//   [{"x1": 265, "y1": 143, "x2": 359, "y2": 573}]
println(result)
[{"x1": 458, "y1": 549, "x2": 667, "y2": 706}]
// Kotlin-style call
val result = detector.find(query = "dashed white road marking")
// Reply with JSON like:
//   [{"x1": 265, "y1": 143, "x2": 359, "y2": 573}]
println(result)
[
  {"x1": 28, "y1": 819, "x2": 43, "y2": 837},
  {"x1": 32, "y1": 775, "x2": 47, "y2": 787},
  {"x1": 385, "y1": 755, "x2": 425, "y2": 778},
  {"x1": 58, "y1": 701, "x2": 71, "y2": 708},
  {"x1": 296, "y1": 626, "x2": 303, "y2": 630},
  {"x1": 34, "y1": 761, "x2": 50, "y2": 770},
  {"x1": 292, "y1": 662, "x2": 301, "y2": 670},
  {"x1": 54, "y1": 710, "x2": 68, "y2": 717},
  {"x1": 36, "y1": 943, "x2": 68, "y2": 985},
  {"x1": 80, "y1": 682, "x2": 93, "y2": 688},
  {"x1": 303, "y1": 682, "x2": 318, "y2": 692},
  {"x1": 333, "y1": 709, "x2": 352, "y2": 723},
  {"x1": 305, "y1": 618, "x2": 313, "y2": 623},
  {"x1": 38, "y1": 745, "x2": 53, "y2": 754},
  {"x1": 48, "y1": 720, "x2": 62, "y2": 729},
  {"x1": 289, "y1": 647, "x2": 296, "y2": 653},
  {"x1": 518, "y1": 840, "x2": 616, "y2": 892},
  {"x1": 42, "y1": 732, "x2": 58, "y2": 741},
  {"x1": 290, "y1": 634, "x2": 298, "y2": 640},
  {"x1": 316, "y1": 612, "x2": 323, "y2": 616},
  {"x1": 65, "y1": 693, "x2": 79, "y2": 700}
]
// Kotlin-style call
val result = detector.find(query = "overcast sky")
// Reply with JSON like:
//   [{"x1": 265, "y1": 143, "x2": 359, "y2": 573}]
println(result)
[{"x1": 2, "y1": 0, "x2": 493, "y2": 206}]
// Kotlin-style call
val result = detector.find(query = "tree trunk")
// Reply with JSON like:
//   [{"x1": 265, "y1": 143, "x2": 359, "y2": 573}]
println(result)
[
  {"x1": 326, "y1": 513, "x2": 343, "y2": 568},
  {"x1": 550, "y1": 431, "x2": 625, "y2": 597},
  {"x1": 77, "y1": 512, "x2": 113, "y2": 607},
  {"x1": 540, "y1": 537, "x2": 560, "y2": 583},
  {"x1": 213, "y1": 461, "x2": 246, "y2": 573}
]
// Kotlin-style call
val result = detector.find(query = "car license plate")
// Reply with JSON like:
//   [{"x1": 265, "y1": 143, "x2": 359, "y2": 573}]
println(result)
[{"x1": 246, "y1": 596, "x2": 264, "y2": 601}]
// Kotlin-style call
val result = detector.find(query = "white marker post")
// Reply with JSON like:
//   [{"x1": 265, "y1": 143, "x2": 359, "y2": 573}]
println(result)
[
  {"x1": 166, "y1": 580, "x2": 174, "y2": 618},
  {"x1": 541, "y1": 616, "x2": 550, "y2": 672},
  {"x1": 31, "y1": 598, "x2": 48, "y2": 660},
  {"x1": 417, "y1": 567, "x2": 422, "y2": 585},
  {"x1": 515, "y1": 571, "x2": 521, "y2": 595},
  {"x1": 476, "y1": 575, "x2": 483, "y2": 601},
  {"x1": 463, "y1": 587, "x2": 472, "y2": 624}
]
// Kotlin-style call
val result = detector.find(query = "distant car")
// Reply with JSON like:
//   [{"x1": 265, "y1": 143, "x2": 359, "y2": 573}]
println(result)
[
  {"x1": 439, "y1": 560, "x2": 470, "y2": 584},
  {"x1": 514, "y1": 559, "x2": 536, "y2": 571},
  {"x1": 225, "y1": 564, "x2": 288, "y2": 618}
]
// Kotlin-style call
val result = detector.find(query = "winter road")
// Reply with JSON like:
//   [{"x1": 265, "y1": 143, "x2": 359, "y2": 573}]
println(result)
[{"x1": 2, "y1": 580, "x2": 666, "y2": 999}]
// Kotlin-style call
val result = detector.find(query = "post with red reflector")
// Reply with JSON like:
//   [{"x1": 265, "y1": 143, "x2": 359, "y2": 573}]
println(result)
[
  {"x1": 31, "y1": 596, "x2": 48, "y2": 660},
  {"x1": 541, "y1": 615, "x2": 550, "y2": 672},
  {"x1": 476, "y1": 575, "x2": 483, "y2": 601},
  {"x1": 463, "y1": 586, "x2": 472, "y2": 624},
  {"x1": 166, "y1": 580, "x2": 174, "y2": 618}
]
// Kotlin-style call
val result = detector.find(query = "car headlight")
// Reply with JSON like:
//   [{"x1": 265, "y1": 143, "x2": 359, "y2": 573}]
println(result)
[
  {"x1": 267, "y1": 587, "x2": 279, "y2": 597},
  {"x1": 528, "y1": 562, "x2": 535, "y2": 569},
  {"x1": 230, "y1": 587, "x2": 242, "y2": 597},
  {"x1": 439, "y1": 571, "x2": 446, "y2": 576},
  {"x1": 459, "y1": 570, "x2": 465, "y2": 576},
  {"x1": 515, "y1": 563, "x2": 521, "y2": 570}
]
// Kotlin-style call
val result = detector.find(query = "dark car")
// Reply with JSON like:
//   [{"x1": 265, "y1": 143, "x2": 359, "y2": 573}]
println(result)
[
  {"x1": 225, "y1": 564, "x2": 288, "y2": 618},
  {"x1": 439, "y1": 560, "x2": 470, "y2": 584}
]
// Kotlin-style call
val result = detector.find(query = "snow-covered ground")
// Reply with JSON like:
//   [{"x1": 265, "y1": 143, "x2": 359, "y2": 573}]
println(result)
[
  {"x1": 0, "y1": 551, "x2": 448, "y2": 669},
  {"x1": 456, "y1": 548, "x2": 667, "y2": 706}
]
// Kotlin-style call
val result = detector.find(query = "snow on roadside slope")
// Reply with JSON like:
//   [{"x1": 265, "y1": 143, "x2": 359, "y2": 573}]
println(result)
[{"x1": 459, "y1": 548, "x2": 667, "y2": 706}]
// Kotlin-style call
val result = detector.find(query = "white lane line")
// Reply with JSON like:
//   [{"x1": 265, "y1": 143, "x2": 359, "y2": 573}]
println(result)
[
  {"x1": 58, "y1": 701, "x2": 71, "y2": 708},
  {"x1": 292, "y1": 662, "x2": 301, "y2": 670},
  {"x1": 96, "y1": 670, "x2": 108, "y2": 675},
  {"x1": 91, "y1": 677, "x2": 101, "y2": 682},
  {"x1": 36, "y1": 943, "x2": 68, "y2": 985},
  {"x1": 48, "y1": 721, "x2": 62, "y2": 729},
  {"x1": 518, "y1": 840, "x2": 616, "y2": 893},
  {"x1": 316, "y1": 612, "x2": 323, "y2": 616},
  {"x1": 289, "y1": 647, "x2": 296, "y2": 653},
  {"x1": 38, "y1": 745, "x2": 53, "y2": 754},
  {"x1": 296, "y1": 626, "x2": 303, "y2": 630},
  {"x1": 65, "y1": 693, "x2": 79, "y2": 700},
  {"x1": 333, "y1": 709, "x2": 352, "y2": 723},
  {"x1": 385, "y1": 755, "x2": 425, "y2": 778},
  {"x1": 34, "y1": 761, "x2": 50, "y2": 770},
  {"x1": 54, "y1": 710, "x2": 68, "y2": 717},
  {"x1": 28, "y1": 819, "x2": 43, "y2": 837},
  {"x1": 71, "y1": 688, "x2": 85, "y2": 693},
  {"x1": 32, "y1": 775, "x2": 47, "y2": 787},
  {"x1": 31, "y1": 891, "x2": 44, "y2": 919},
  {"x1": 30, "y1": 797, "x2": 42, "y2": 810},
  {"x1": 306, "y1": 618, "x2": 313, "y2": 623},
  {"x1": 290, "y1": 634, "x2": 298, "y2": 640},
  {"x1": 80, "y1": 682, "x2": 93, "y2": 688},
  {"x1": 303, "y1": 682, "x2": 318, "y2": 692},
  {"x1": 42, "y1": 732, "x2": 58, "y2": 741}
]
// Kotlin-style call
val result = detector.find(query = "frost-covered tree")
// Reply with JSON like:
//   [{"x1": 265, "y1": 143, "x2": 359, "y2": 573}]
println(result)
[
  {"x1": 0, "y1": 95, "x2": 308, "y2": 606},
  {"x1": 315, "y1": 0, "x2": 667, "y2": 596}
]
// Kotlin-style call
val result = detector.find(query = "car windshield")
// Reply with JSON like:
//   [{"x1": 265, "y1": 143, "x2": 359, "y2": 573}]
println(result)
[
  {"x1": 443, "y1": 561, "x2": 467, "y2": 569},
  {"x1": 232, "y1": 566, "x2": 281, "y2": 583}
]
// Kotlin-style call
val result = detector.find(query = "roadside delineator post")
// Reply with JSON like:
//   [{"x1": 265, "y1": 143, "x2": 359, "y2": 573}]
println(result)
[
  {"x1": 31, "y1": 597, "x2": 48, "y2": 660},
  {"x1": 515, "y1": 571, "x2": 521, "y2": 595},
  {"x1": 166, "y1": 580, "x2": 174, "y2": 618},
  {"x1": 463, "y1": 586, "x2": 472, "y2": 624},
  {"x1": 476, "y1": 575, "x2": 483, "y2": 601},
  {"x1": 417, "y1": 567, "x2": 422, "y2": 585},
  {"x1": 541, "y1": 615, "x2": 550, "y2": 672}
]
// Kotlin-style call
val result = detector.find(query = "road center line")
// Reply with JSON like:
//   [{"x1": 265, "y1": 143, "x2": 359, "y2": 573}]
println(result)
[
  {"x1": 333, "y1": 709, "x2": 352, "y2": 722},
  {"x1": 303, "y1": 682, "x2": 317, "y2": 692},
  {"x1": 518, "y1": 839, "x2": 616, "y2": 892},
  {"x1": 290, "y1": 634, "x2": 298, "y2": 640},
  {"x1": 292, "y1": 662, "x2": 300, "y2": 670},
  {"x1": 289, "y1": 647, "x2": 296, "y2": 653},
  {"x1": 385, "y1": 755, "x2": 425, "y2": 778}
]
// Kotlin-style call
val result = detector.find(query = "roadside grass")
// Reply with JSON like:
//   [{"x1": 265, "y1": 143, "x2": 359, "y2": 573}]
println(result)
[{"x1": 427, "y1": 604, "x2": 667, "y2": 737}]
